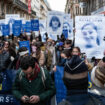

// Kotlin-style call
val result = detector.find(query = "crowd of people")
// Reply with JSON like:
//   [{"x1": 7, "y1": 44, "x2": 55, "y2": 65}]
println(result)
[{"x1": 0, "y1": 31, "x2": 105, "y2": 105}]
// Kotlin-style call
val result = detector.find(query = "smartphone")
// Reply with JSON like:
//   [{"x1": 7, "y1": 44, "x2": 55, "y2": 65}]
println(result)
[{"x1": 25, "y1": 97, "x2": 30, "y2": 102}]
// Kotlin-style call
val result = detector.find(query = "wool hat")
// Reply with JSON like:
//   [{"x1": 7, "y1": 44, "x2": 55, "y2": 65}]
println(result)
[
  {"x1": 64, "y1": 55, "x2": 88, "y2": 74},
  {"x1": 58, "y1": 42, "x2": 63, "y2": 46},
  {"x1": 64, "y1": 55, "x2": 88, "y2": 92},
  {"x1": 91, "y1": 60, "x2": 105, "y2": 88}
]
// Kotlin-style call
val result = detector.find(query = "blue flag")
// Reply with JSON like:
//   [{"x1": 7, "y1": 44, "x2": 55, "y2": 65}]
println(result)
[
  {"x1": 0, "y1": 94, "x2": 20, "y2": 105},
  {"x1": 26, "y1": 21, "x2": 31, "y2": 33},
  {"x1": 63, "y1": 29, "x2": 68, "y2": 39},
  {"x1": 21, "y1": 24, "x2": 26, "y2": 33},
  {"x1": 31, "y1": 19, "x2": 39, "y2": 31},
  {"x1": 54, "y1": 66, "x2": 67, "y2": 104},
  {"x1": 19, "y1": 41, "x2": 31, "y2": 54},
  {"x1": 2, "y1": 24, "x2": 10, "y2": 36},
  {"x1": 13, "y1": 20, "x2": 22, "y2": 36}
]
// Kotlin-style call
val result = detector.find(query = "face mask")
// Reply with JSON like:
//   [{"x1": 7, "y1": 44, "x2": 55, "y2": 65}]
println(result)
[{"x1": 61, "y1": 58, "x2": 67, "y2": 64}]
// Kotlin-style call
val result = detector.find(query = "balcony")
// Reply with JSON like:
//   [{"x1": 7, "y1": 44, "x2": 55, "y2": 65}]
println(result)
[
  {"x1": 13, "y1": 0, "x2": 28, "y2": 11},
  {"x1": 13, "y1": 0, "x2": 36, "y2": 16},
  {"x1": 31, "y1": 10, "x2": 36, "y2": 16}
]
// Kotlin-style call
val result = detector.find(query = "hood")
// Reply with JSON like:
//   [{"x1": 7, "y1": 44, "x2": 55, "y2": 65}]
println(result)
[{"x1": 65, "y1": 55, "x2": 88, "y2": 74}]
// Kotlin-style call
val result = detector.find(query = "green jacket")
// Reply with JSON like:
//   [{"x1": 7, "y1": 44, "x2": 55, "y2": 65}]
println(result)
[{"x1": 12, "y1": 69, "x2": 56, "y2": 105}]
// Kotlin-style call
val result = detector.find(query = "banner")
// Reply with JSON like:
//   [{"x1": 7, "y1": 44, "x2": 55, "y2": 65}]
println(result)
[
  {"x1": 5, "y1": 14, "x2": 20, "y2": 34},
  {"x1": 19, "y1": 41, "x2": 31, "y2": 54},
  {"x1": 54, "y1": 66, "x2": 66, "y2": 104},
  {"x1": 21, "y1": 19, "x2": 26, "y2": 34},
  {"x1": 21, "y1": 24, "x2": 26, "y2": 34},
  {"x1": 2, "y1": 24, "x2": 10, "y2": 36},
  {"x1": 75, "y1": 16, "x2": 105, "y2": 58},
  {"x1": 63, "y1": 14, "x2": 73, "y2": 40},
  {"x1": 13, "y1": 20, "x2": 22, "y2": 36},
  {"x1": 39, "y1": 20, "x2": 47, "y2": 42},
  {"x1": 31, "y1": 19, "x2": 39, "y2": 31},
  {"x1": 39, "y1": 20, "x2": 47, "y2": 32},
  {"x1": 0, "y1": 20, "x2": 5, "y2": 36},
  {"x1": 26, "y1": 21, "x2": 31, "y2": 34},
  {"x1": 47, "y1": 11, "x2": 63, "y2": 40},
  {"x1": 0, "y1": 94, "x2": 20, "y2": 105},
  {"x1": 28, "y1": 0, "x2": 31, "y2": 14}
]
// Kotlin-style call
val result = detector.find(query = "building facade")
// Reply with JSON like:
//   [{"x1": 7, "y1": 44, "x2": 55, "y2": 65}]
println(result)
[
  {"x1": 0, "y1": 0, "x2": 51, "y2": 20},
  {"x1": 31, "y1": 0, "x2": 40, "y2": 18},
  {"x1": 0, "y1": 0, "x2": 37, "y2": 20},
  {"x1": 86, "y1": 0, "x2": 105, "y2": 15},
  {"x1": 40, "y1": 0, "x2": 51, "y2": 19},
  {"x1": 65, "y1": 0, "x2": 88, "y2": 18},
  {"x1": 65, "y1": 0, "x2": 105, "y2": 16}
]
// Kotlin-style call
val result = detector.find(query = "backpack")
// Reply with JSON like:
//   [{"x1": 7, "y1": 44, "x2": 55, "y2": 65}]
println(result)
[{"x1": 40, "y1": 66, "x2": 46, "y2": 89}]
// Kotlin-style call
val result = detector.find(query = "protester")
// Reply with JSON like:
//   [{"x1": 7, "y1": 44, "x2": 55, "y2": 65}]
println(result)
[
  {"x1": 72, "y1": 47, "x2": 93, "y2": 71},
  {"x1": 64, "y1": 40, "x2": 72, "y2": 50},
  {"x1": 3, "y1": 41, "x2": 10, "y2": 52},
  {"x1": 61, "y1": 49, "x2": 71, "y2": 61},
  {"x1": 62, "y1": 55, "x2": 102, "y2": 105},
  {"x1": 12, "y1": 55, "x2": 56, "y2": 105},
  {"x1": 40, "y1": 42, "x2": 52, "y2": 71},
  {"x1": 90, "y1": 56, "x2": 105, "y2": 104},
  {"x1": 12, "y1": 47, "x2": 29, "y2": 70},
  {"x1": 0, "y1": 42, "x2": 11, "y2": 85},
  {"x1": 32, "y1": 42, "x2": 45, "y2": 67},
  {"x1": 0, "y1": 42, "x2": 11, "y2": 72},
  {"x1": 91, "y1": 57, "x2": 105, "y2": 88}
]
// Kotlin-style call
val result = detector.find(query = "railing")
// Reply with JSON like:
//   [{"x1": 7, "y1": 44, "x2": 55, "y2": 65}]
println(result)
[
  {"x1": 13, "y1": 0, "x2": 28, "y2": 11},
  {"x1": 13, "y1": 0, "x2": 36, "y2": 16}
]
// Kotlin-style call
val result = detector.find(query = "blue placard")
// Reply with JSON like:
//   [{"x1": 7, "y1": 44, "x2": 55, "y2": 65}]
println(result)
[
  {"x1": 2, "y1": 24, "x2": 10, "y2": 36},
  {"x1": 54, "y1": 66, "x2": 67, "y2": 104},
  {"x1": 26, "y1": 21, "x2": 31, "y2": 33},
  {"x1": 0, "y1": 94, "x2": 20, "y2": 105},
  {"x1": 31, "y1": 19, "x2": 39, "y2": 31},
  {"x1": 63, "y1": 29, "x2": 68, "y2": 39},
  {"x1": 19, "y1": 41, "x2": 31, "y2": 54},
  {"x1": 21, "y1": 24, "x2": 26, "y2": 33},
  {"x1": 13, "y1": 20, "x2": 22, "y2": 36}
]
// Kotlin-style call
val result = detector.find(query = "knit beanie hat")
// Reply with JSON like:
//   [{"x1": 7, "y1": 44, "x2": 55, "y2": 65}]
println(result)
[
  {"x1": 64, "y1": 55, "x2": 88, "y2": 92},
  {"x1": 64, "y1": 55, "x2": 88, "y2": 74}
]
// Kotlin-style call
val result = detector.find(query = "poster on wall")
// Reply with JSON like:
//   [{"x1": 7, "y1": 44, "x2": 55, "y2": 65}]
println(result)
[{"x1": 75, "y1": 16, "x2": 105, "y2": 58}]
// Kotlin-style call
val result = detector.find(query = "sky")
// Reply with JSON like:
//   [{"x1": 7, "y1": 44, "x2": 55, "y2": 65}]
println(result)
[{"x1": 47, "y1": 0, "x2": 66, "y2": 12}]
